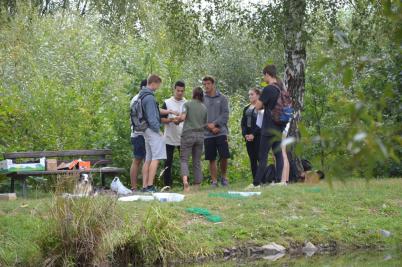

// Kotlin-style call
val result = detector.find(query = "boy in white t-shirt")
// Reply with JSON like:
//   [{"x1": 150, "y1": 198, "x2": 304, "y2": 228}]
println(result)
[{"x1": 160, "y1": 81, "x2": 186, "y2": 188}]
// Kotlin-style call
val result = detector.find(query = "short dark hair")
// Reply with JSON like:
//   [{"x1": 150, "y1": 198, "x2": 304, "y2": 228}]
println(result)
[
  {"x1": 263, "y1": 65, "x2": 277, "y2": 78},
  {"x1": 140, "y1": 79, "x2": 147, "y2": 89},
  {"x1": 174, "y1": 80, "x2": 185, "y2": 89},
  {"x1": 192, "y1": 87, "x2": 204, "y2": 102},
  {"x1": 202, "y1": 75, "x2": 215, "y2": 84},
  {"x1": 147, "y1": 74, "x2": 162, "y2": 85}
]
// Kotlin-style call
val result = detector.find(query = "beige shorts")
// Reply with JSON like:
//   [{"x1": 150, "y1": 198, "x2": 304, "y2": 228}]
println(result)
[{"x1": 144, "y1": 128, "x2": 167, "y2": 161}]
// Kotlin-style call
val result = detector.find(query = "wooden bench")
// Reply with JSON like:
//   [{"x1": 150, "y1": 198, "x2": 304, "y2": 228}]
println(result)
[{"x1": 3, "y1": 149, "x2": 125, "y2": 197}]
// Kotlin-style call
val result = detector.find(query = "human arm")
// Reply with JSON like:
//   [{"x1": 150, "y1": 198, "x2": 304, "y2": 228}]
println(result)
[
  {"x1": 241, "y1": 106, "x2": 248, "y2": 137},
  {"x1": 143, "y1": 95, "x2": 160, "y2": 133},
  {"x1": 212, "y1": 95, "x2": 229, "y2": 128},
  {"x1": 160, "y1": 102, "x2": 172, "y2": 124}
]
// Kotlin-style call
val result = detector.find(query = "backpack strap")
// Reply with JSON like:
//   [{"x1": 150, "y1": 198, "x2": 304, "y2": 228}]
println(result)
[{"x1": 138, "y1": 92, "x2": 154, "y2": 121}]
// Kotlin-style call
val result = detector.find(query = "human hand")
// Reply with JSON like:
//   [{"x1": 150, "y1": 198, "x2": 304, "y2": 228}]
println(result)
[
  {"x1": 169, "y1": 110, "x2": 180, "y2": 116},
  {"x1": 173, "y1": 118, "x2": 181, "y2": 125},
  {"x1": 207, "y1": 123, "x2": 215, "y2": 130},
  {"x1": 248, "y1": 134, "x2": 254, "y2": 141},
  {"x1": 211, "y1": 127, "x2": 220, "y2": 135}
]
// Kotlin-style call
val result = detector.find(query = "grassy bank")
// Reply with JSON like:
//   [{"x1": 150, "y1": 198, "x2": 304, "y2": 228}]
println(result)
[{"x1": 0, "y1": 178, "x2": 401, "y2": 266}]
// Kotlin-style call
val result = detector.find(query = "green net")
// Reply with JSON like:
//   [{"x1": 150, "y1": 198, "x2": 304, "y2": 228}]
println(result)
[
  {"x1": 185, "y1": 207, "x2": 212, "y2": 216},
  {"x1": 205, "y1": 215, "x2": 222, "y2": 223},
  {"x1": 186, "y1": 207, "x2": 223, "y2": 222},
  {"x1": 305, "y1": 187, "x2": 321, "y2": 193}
]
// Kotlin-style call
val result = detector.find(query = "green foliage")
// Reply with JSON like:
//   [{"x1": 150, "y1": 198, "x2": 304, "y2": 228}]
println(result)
[{"x1": 0, "y1": 0, "x2": 400, "y2": 190}]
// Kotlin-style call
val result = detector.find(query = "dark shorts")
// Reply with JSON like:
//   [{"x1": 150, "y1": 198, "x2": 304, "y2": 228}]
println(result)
[
  {"x1": 131, "y1": 135, "x2": 146, "y2": 159},
  {"x1": 204, "y1": 135, "x2": 230, "y2": 161}
]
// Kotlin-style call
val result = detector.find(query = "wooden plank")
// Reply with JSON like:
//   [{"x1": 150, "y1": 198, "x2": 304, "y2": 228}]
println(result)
[
  {"x1": 6, "y1": 167, "x2": 125, "y2": 178},
  {"x1": 4, "y1": 149, "x2": 113, "y2": 159}
]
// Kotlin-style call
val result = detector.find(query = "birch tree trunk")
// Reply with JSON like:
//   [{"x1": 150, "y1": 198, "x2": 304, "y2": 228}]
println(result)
[{"x1": 283, "y1": 0, "x2": 307, "y2": 177}]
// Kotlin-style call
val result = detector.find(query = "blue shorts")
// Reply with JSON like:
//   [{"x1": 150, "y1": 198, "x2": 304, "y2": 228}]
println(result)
[{"x1": 131, "y1": 135, "x2": 146, "y2": 159}]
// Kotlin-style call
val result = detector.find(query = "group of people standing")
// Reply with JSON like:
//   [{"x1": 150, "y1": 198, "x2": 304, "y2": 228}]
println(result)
[
  {"x1": 129, "y1": 64, "x2": 290, "y2": 193},
  {"x1": 129, "y1": 75, "x2": 230, "y2": 193}
]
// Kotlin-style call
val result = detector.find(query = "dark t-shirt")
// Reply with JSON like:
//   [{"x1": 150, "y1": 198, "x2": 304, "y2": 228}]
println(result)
[
  {"x1": 260, "y1": 84, "x2": 284, "y2": 136},
  {"x1": 160, "y1": 101, "x2": 168, "y2": 119}
]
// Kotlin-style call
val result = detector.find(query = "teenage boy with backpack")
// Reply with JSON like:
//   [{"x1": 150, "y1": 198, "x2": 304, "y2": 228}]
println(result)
[
  {"x1": 202, "y1": 76, "x2": 230, "y2": 187},
  {"x1": 131, "y1": 74, "x2": 166, "y2": 193},
  {"x1": 160, "y1": 81, "x2": 187, "y2": 189},
  {"x1": 130, "y1": 79, "x2": 148, "y2": 192},
  {"x1": 253, "y1": 65, "x2": 293, "y2": 187}
]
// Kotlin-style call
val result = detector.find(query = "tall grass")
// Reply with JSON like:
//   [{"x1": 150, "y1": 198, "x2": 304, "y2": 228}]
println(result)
[
  {"x1": 38, "y1": 174, "x2": 121, "y2": 266},
  {"x1": 114, "y1": 205, "x2": 188, "y2": 266},
  {"x1": 37, "y1": 175, "x2": 192, "y2": 266}
]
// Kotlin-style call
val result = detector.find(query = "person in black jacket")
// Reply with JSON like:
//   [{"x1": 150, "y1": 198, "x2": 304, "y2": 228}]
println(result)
[
  {"x1": 241, "y1": 88, "x2": 262, "y2": 181},
  {"x1": 253, "y1": 65, "x2": 287, "y2": 187}
]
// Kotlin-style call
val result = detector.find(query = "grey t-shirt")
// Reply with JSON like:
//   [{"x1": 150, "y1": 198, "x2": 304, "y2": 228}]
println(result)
[{"x1": 182, "y1": 100, "x2": 207, "y2": 133}]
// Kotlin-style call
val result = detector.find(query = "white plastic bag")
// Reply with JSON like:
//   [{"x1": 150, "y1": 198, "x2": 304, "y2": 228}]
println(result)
[{"x1": 111, "y1": 177, "x2": 132, "y2": 195}]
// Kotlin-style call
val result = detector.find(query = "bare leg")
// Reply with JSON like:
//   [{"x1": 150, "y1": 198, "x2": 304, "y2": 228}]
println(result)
[
  {"x1": 209, "y1": 160, "x2": 218, "y2": 183},
  {"x1": 147, "y1": 160, "x2": 160, "y2": 186},
  {"x1": 182, "y1": 175, "x2": 190, "y2": 192},
  {"x1": 143, "y1": 161, "x2": 150, "y2": 187},
  {"x1": 130, "y1": 158, "x2": 142, "y2": 190},
  {"x1": 281, "y1": 146, "x2": 289, "y2": 183},
  {"x1": 220, "y1": 158, "x2": 228, "y2": 178},
  {"x1": 142, "y1": 161, "x2": 148, "y2": 189}
]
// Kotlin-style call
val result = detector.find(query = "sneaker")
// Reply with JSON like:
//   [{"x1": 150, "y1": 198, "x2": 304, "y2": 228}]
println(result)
[
  {"x1": 245, "y1": 183, "x2": 261, "y2": 190},
  {"x1": 146, "y1": 185, "x2": 157, "y2": 193},
  {"x1": 211, "y1": 181, "x2": 218, "y2": 188},
  {"x1": 141, "y1": 187, "x2": 147, "y2": 193},
  {"x1": 160, "y1": 186, "x2": 171, "y2": 192},
  {"x1": 221, "y1": 177, "x2": 229, "y2": 187},
  {"x1": 270, "y1": 182, "x2": 287, "y2": 186}
]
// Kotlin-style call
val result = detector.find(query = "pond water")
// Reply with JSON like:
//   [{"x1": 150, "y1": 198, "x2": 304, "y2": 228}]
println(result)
[{"x1": 183, "y1": 249, "x2": 402, "y2": 267}]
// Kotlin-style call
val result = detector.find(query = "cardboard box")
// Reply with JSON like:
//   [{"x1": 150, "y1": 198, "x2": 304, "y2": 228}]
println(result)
[
  {"x1": 0, "y1": 193, "x2": 17, "y2": 201},
  {"x1": 0, "y1": 158, "x2": 45, "y2": 174},
  {"x1": 46, "y1": 159, "x2": 58, "y2": 171}
]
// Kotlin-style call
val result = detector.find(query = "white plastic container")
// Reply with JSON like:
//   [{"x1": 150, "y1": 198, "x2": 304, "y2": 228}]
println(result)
[
  {"x1": 118, "y1": 195, "x2": 155, "y2": 202},
  {"x1": 228, "y1": 191, "x2": 261, "y2": 197},
  {"x1": 118, "y1": 195, "x2": 140, "y2": 202},
  {"x1": 153, "y1": 193, "x2": 185, "y2": 202}
]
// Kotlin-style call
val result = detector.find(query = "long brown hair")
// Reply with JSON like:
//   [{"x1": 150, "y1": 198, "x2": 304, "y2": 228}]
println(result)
[{"x1": 193, "y1": 86, "x2": 204, "y2": 102}]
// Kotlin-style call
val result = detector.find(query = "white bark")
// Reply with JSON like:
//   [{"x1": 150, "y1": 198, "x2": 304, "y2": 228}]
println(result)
[{"x1": 283, "y1": 0, "x2": 307, "y2": 175}]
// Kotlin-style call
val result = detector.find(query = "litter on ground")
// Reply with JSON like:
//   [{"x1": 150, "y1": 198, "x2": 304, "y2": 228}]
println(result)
[
  {"x1": 118, "y1": 193, "x2": 185, "y2": 202},
  {"x1": 186, "y1": 207, "x2": 222, "y2": 222}
]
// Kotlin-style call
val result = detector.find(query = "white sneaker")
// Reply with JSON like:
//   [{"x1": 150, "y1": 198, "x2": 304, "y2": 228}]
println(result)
[{"x1": 245, "y1": 184, "x2": 261, "y2": 190}]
